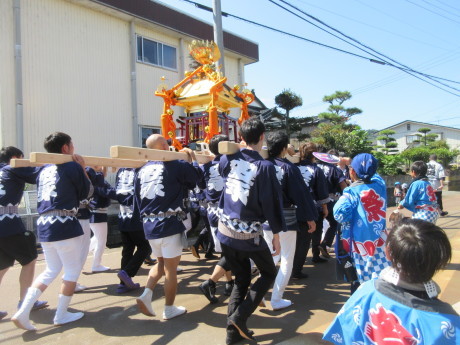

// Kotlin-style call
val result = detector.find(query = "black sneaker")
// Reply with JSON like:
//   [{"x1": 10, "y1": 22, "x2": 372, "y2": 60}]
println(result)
[
  {"x1": 441, "y1": 211, "x2": 449, "y2": 216},
  {"x1": 312, "y1": 257, "x2": 328, "y2": 264},
  {"x1": 204, "y1": 253, "x2": 218, "y2": 260},
  {"x1": 191, "y1": 244, "x2": 201, "y2": 259},
  {"x1": 224, "y1": 280, "x2": 234, "y2": 296},
  {"x1": 226, "y1": 325, "x2": 255, "y2": 345},
  {"x1": 291, "y1": 272, "x2": 309, "y2": 280},
  {"x1": 318, "y1": 244, "x2": 331, "y2": 258},
  {"x1": 144, "y1": 257, "x2": 157, "y2": 265},
  {"x1": 226, "y1": 327, "x2": 244, "y2": 345},
  {"x1": 199, "y1": 280, "x2": 218, "y2": 304},
  {"x1": 228, "y1": 314, "x2": 255, "y2": 341}
]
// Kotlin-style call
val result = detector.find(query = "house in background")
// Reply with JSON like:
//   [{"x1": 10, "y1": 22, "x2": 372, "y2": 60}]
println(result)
[
  {"x1": 377, "y1": 120, "x2": 460, "y2": 152},
  {"x1": 0, "y1": 0, "x2": 258, "y2": 156}
]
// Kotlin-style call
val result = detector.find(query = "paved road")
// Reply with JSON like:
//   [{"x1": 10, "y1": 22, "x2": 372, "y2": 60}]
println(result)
[{"x1": 1, "y1": 192, "x2": 459, "y2": 345}]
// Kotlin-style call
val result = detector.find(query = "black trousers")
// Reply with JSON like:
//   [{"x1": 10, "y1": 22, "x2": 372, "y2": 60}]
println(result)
[
  {"x1": 217, "y1": 255, "x2": 231, "y2": 272},
  {"x1": 435, "y1": 191, "x2": 444, "y2": 211},
  {"x1": 221, "y1": 241, "x2": 277, "y2": 324},
  {"x1": 292, "y1": 215, "x2": 324, "y2": 276},
  {"x1": 322, "y1": 201, "x2": 338, "y2": 248},
  {"x1": 194, "y1": 213, "x2": 215, "y2": 254},
  {"x1": 120, "y1": 230, "x2": 152, "y2": 278}
]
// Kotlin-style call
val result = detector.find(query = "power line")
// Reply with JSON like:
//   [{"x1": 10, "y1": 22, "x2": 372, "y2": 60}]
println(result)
[
  {"x1": 431, "y1": 0, "x2": 460, "y2": 14},
  {"x1": 178, "y1": 0, "x2": 460, "y2": 98},
  {"x1": 352, "y1": 0, "x2": 457, "y2": 45},
  {"x1": 404, "y1": 0, "x2": 460, "y2": 24},
  {"x1": 269, "y1": 0, "x2": 460, "y2": 96},
  {"x1": 179, "y1": 0, "x2": 384, "y2": 62},
  {"x1": 421, "y1": 0, "x2": 460, "y2": 19},
  {"x1": 292, "y1": 0, "x2": 453, "y2": 51}
]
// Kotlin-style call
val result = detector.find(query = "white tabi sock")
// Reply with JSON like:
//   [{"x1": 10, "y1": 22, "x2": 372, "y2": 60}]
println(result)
[
  {"x1": 53, "y1": 294, "x2": 84, "y2": 325},
  {"x1": 12, "y1": 287, "x2": 42, "y2": 331}
]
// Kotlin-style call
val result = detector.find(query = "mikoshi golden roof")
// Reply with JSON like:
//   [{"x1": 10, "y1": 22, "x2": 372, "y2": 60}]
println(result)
[{"x1": 174, "y1": 79, "x2": 243, "y2": 113}]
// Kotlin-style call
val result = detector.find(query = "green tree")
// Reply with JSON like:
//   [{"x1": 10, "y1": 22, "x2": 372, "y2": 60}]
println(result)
[
  {"x1": 400, "y1": 146, "x2": 431, "y2": 163},
  {"x1": 312, "y1": 91, "x2": 370, "y2": 155},
  {"x1": 274, "y1": 89, "x2": 303, "y2": 138},
  {"x1": 343, "y1": 129, "x2": 374, "y2": 157},
  {"x1": 400, "y1": 146, "x2": 459, "y2": 168},
  {"x1": 417, "y1": 127, "x2": 438, "y2": 146},
  {"x1": 376, "y1": 129, "x2": 399, "y2": 154},
  {"x1": 319, "y1": 91, "x2": 362, "y2": 126},
  {"x1": 429, "y1": 139, "x2": 449, "y2": 150},
  {"x1": 373, "y1": 151, "x2": 404, "y2": 176}
]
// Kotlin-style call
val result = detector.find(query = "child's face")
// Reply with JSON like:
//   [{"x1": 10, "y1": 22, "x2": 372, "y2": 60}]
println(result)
[
  {"x1": 410, "y1": 170, "x2": 417, "y2": 178},
  {"x1": 349, "y1": 167, "x2": 358, "y2": 182}
]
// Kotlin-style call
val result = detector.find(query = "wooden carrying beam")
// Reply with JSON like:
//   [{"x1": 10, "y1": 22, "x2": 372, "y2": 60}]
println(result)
[
  {"x1": 110, "y1": 146, "x2": 214, "y2": 164},
  {"x1": 9, "y1": 159, "x2": 43, "y2": 168},
  {"x1": 218, "y1": 141, "x2": 300, "y2": 163},
  {"x1": 29, "y1": 153, "x2": 147, "y2": 168}
]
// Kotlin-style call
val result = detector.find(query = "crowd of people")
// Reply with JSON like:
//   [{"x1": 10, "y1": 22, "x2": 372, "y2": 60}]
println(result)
[{"x1": 0, "y1": 118, "x2": 458, "y2": 344}]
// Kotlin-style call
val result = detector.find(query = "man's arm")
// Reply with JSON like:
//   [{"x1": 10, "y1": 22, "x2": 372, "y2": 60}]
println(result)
[
  {"x1": 71, "y1": 155, "x2": 93, "y2": 200},
  {"x1": 179, "y1": 148, "x2": 204, "y2": 189}
]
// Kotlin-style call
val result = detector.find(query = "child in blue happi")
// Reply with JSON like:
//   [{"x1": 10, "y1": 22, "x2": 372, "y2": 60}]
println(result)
[
  {"x1": 393, "y1": 181, "x2": 402, "y2": 205},
  {"x1": 333, "y1": 153, "x2": 390, "y2": 292},
  {"x1": 323, "y1": 218, "x2": 459, "y2": 345},
  {"x1": 398, "y1": 161, "x2": 439, "y2": 224}
]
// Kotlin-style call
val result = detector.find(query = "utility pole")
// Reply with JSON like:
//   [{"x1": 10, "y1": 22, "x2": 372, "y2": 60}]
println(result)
[{"x1": 212, "y1": 0, "x2": 225, "y2": 75}]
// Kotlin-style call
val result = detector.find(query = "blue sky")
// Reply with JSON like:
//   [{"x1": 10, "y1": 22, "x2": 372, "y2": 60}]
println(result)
[{"x1": 160, "y1": 0, "x2": 460, "y2": 130}]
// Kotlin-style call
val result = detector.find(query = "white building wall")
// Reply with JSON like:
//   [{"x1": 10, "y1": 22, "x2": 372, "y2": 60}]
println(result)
[
  {"x1": 20, "y1": 0, "x2": 132, "y2": 156},
  {"x1": 223, "y1": 55, "x2": 243, "y2": 120},
  {"x1": 1, "y1": 0, "x2": 253, "y2": 155},
  {"x1": 0, "y1": 0, "x2": 16, "y2": 148},
  {"x1": 377, "y1": 122, "x2": 460, "y2": 152},
  {"x1": 135, "y1": 26, "x2": 181, "y2": 129}
]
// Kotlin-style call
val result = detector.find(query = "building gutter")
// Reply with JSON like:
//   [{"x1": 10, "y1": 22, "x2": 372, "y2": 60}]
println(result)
[
  {"x1": 129, "y1": 20, "x2": 139, "y2": 146},
  {"x1": 13, "y1": 0, "x2": 23, "y2": 149}
]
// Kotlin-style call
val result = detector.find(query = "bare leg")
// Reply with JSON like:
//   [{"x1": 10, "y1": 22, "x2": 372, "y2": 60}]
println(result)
[
  {"x1": 19, "y1": 260, "x2": 36, "y2": 300},
  {"x1": 163, "y1": 256, "x2": 181, "y2": 306},
  {"x1": 225, "y1": 271, "x2": 233, "y2": 282},
  {"x1": 32, "y1": 281, "x2": 48, "y2": 293},
  {"x1": 145, "y1": 257, "x2": 165, "y2": 290},
  {"x1": 0, "y1": 267, "x2": 9, "y2": 311},
  {"x1": 210, "y1": 265, "x2": 226, "y2": 283},
  {"x1": 61, "y1": 280, "x2": 77, "y2": 296}
]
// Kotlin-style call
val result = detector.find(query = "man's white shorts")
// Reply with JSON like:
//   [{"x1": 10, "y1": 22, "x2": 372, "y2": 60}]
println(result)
[{"x1": 149, "y1": 233, "x2": 183, "y2": 259}]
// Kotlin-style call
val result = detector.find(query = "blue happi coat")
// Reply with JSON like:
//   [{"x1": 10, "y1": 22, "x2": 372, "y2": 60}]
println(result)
[
  {"x1": 333, "y1": 173, "x2": 390, "y2": 282},
  {"x1": 400, "y1": 178, "x2": 439, "y2": 224},
  {"x1": 323, "y1": 277, "x2": 460, "y2": 345},
  {"x1": 297, "y1": 159, "x2": 330, "y2": 207},
  {"x1": 134, "y1": 160, "x2": 202, "y2": 240},
  {"x1": 115, "y1": 168, "x2": 143, "y2": 232},
  {"x1": 216, "y1": 149, "x2": 286, "y2": 251},
  {"x1": 0, "y1": 164, "x2": 41, "y2": 237},
  {"x1": 198, "y1": 155, "x2": 225, "y2": 204},
  {"x1": 36, "y1": 162, "x2": 92, "y2": 242},
  {"x1": 264, "y1": 157, "x2": 318, "y2": 231},
  {"x1": 317, "y1": 161, "x2": 346, "y2": 196},
  {"x1": 197, "y1": 155, "x2": 225, "y2": 227},
  {"x1": 400, "y1": 179, "x2": 438, "y2": 213},
  {"x1": 89, "y1": 171, "x2": 117, "y2": 223}
]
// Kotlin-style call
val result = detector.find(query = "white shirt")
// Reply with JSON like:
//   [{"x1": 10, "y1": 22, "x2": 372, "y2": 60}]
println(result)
[{"x1": 426, "y1": 160, "x2": 445, "y2": 190}]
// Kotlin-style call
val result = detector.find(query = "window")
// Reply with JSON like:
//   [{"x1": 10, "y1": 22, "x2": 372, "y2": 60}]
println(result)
[
  {"x1": 140, "y1": 126, "x2": 161, "y2": 148},
  {"x1": 406, "y1": 135, "x2": 419, "y2": 144},
  {"x1": 407, "y1": 123, "x2": 411, "y2": 130},
  {"x1": 137, "y1": 36, "x2": 177, "y2": 70}
]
